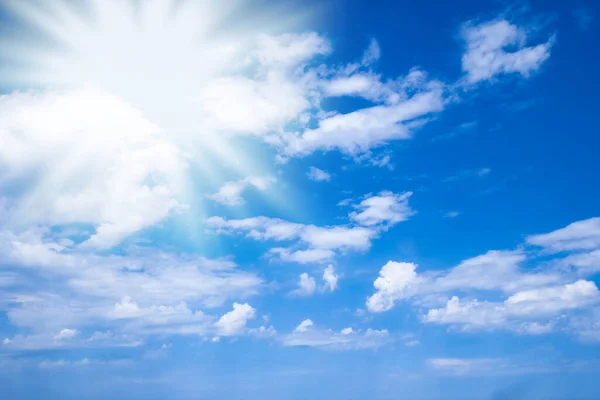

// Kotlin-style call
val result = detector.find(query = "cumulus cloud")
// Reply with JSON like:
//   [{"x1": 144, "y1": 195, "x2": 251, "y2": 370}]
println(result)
[
  {"x1": 214, "y1": 303, "x2": 256, "y2": 336},
  {"x1": 364, "y1": 225, "x2": 600, "y2": 337},
  {"x1": 366, "y1": 250, "x2": 564, "y2": 314},
  {"x1": 461, "y1": 19, "x2": 554, "y2": 83},
  {"x1": 423, "y1": 280, "x2": 600, "y2": 332},
  {"x1": 367, "y1": 261, "x2": 419, "y2": 312},
  {"x1": 348, "y1": 191, "x2": 414, "y2": 227},
  {"x1": 291, "y1": 273, "x2": 317, "y2": 297},
  {"x1": 291, "y1": 266, "x2": 339, "y2": 296}
]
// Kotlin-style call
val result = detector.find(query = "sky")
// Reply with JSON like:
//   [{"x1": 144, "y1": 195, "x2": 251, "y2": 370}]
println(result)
[{"x1": 0, "y1": 0, "x2": 599, "y2": 399}]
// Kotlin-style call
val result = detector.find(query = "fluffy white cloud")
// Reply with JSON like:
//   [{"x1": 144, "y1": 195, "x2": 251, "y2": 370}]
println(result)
[
  {"x1": 505, "y1": 280, "x2": 600, "y2": 315},
  {"x1": 322, "y1": 265, "x2": 338, "y2": 292},
  {"x1": 109, "y1": 297, "x2": 208, "y2": 334},
  {"x1": 291, "y1": 273, "x2": 317, "y2": 297},
  {"x1": 348, "y1": 191, "x2": 414, "y2": 227},
  {"x1": 367, "y1": 261, "x2": 419, "y2": 312},
  {"x1": 208, "y1": 176, "x2": 275, "y2": 206},
  {"x1": 294, "y1": 319, "x2": 314, "y2": 333},
  {"x1": 214, "y1": 303, "x2": 256, "y2": 336},
  {"x1": 282, "y1": 88, "x2": 445, "y2": 157},
  {"x1": 291, "y1": 266, "x2": 338, "y2": 297},
  {"x1": 307, "y1": 167, "x2": 331, "y2": 182},
  {"x1": 424, "y1": 280, "x2": 599, "y2": 332},
  {"x1": 424, "y1": 297, "x2": 507, "y2": 328},
  {"x1": 461, "y1": 19, "x2": 553, "y2": 83},
  {"x1": 366, "y1": 250, "x2": 563, "y2": 314},
  {"x1": 0, "y1": 229, "x2": 263, "y2": 348},
  {"x1": 0, "y1": 88, "x2": 187, "y2": 249}
]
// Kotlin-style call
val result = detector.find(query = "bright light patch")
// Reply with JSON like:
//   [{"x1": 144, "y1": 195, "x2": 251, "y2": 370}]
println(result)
[{"x1": 0, "y1": 0, "x2": 313, "y2": 246}]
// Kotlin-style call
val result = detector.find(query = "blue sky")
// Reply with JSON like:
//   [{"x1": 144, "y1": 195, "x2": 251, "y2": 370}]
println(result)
[{"x1": 0, "y1": 0, "x2": 599, "y2": 399}]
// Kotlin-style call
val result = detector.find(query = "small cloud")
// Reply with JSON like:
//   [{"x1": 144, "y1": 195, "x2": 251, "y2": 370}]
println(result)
[
  {"x1": 444, "y1": 211, "x2": 460, "y2": 219},
  {"x1": 431, "y1": 121, "x2": 477, "y2": 142},
  {"x1": 54, "y1": 329, "x2": 78, "y2": 341},
  {"x1": 443, "y1": 167, "x2": 491, "y2": 182},
  {"x1": 461, "y1": 19, "x2": 554, "y2": 83},
  {"x1": 307, "y1": 167, "x2": 331, "y2": 182},
  {"x1": 294, "y1": 319, "x2": 314, "y2": 333},
  {"x1": 208, "y1": 176, "x2": 276, "y2": 206},
  {"x1": 322, "y1": 265, "x2": 339, "y2": 292},
  {"x1": 214, "y1": 303, "x2": 256, "y2": 336},
  {"x1": 478, "y1": 167, "x2": 491, "y2": 177},
  {"x1": 290, "y1": 273, "x2": 317, "y2": 297}
]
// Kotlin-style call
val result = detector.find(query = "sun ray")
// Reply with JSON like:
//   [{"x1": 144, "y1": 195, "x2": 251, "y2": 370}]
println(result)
[{"x1": 0, "y1": 0, "x2": 318, "y2": 242}]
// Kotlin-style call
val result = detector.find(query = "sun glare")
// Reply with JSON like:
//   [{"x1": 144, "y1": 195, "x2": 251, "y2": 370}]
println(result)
[{"x1": 0, "y1": 0, "x2": 311, "y2": 232}]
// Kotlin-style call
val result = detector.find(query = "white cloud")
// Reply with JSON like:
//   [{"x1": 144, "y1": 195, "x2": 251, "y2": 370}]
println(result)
[
  {"x1": 322, "y1": 265, "x2": 338, "y2": 292},
  {"x1": 208, "y1": 176, "x2": 275, "y2": 206},
  {"x1": 424, "y1": 297, "x2": 507, "y2": 329},
  {"x1": 361, "y1": 38, "x2": 381, "y2": 65},
  {"x1": 284, "y1": 321, "x2": 391, "y2": 350},
  {"x1": 290, "y1": 266, "x2": 338, "y2": 297},
  {"x1": 349, "y1": 191, "x2": 414, "y2": 227},
  {"x1": 270, "y1": 248, "x2": 336, "y2": 264},
  {"x1": 527, "y1": 217, "x2": 600, "y2": 252},
  {"x1": 109, "y1": 297, "x2": 208, "y2": 334},
  {"x1": 307, "y1": 167, "x2": 331, "y2": 182},
  {"x1": 461, "y1": 19, "x2": 553, "y2": 83},
  {"x1": 424, "y1": 280, "x2": 599, "y2": 332},
  {"x1": 0, "y1": 88, "x2": 187, "y2": 249},
  {"x1": 367, "y1": 250, "x2": 563, "y2": 314},
  {"x1": 0, "y1": 229, "x2": 263, "y2": 348},
  {"x1": 281, "y1": 88, "x2": 445, "y2": 157},
  {"x1": 560, "y1": 250, "x2": 600, "y2": 275},
  {"x1": 367, "y1": 261, "x2": 419, "y2": 312},
  {"x1": 248, "y1": 325, "x2": 277, "y2": 339},
  {"x1": 54, "y1": 329, "x2": 78, "y2": 341},
  {"x1": 291, "y1": 273, "x2": 317, "y2": 297},
  {"x1": 214, "y1": 303, "x2": 256, "y2": 336},
  {"x1": 207, "y1": 215, "x2": 378, "y2": 263},
  {"x1": 294, "y1": 319, "x2": 314, "y2": 333},
  {"x1": 505, "y1": 280, "x2": 600, "y2": 315}
]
